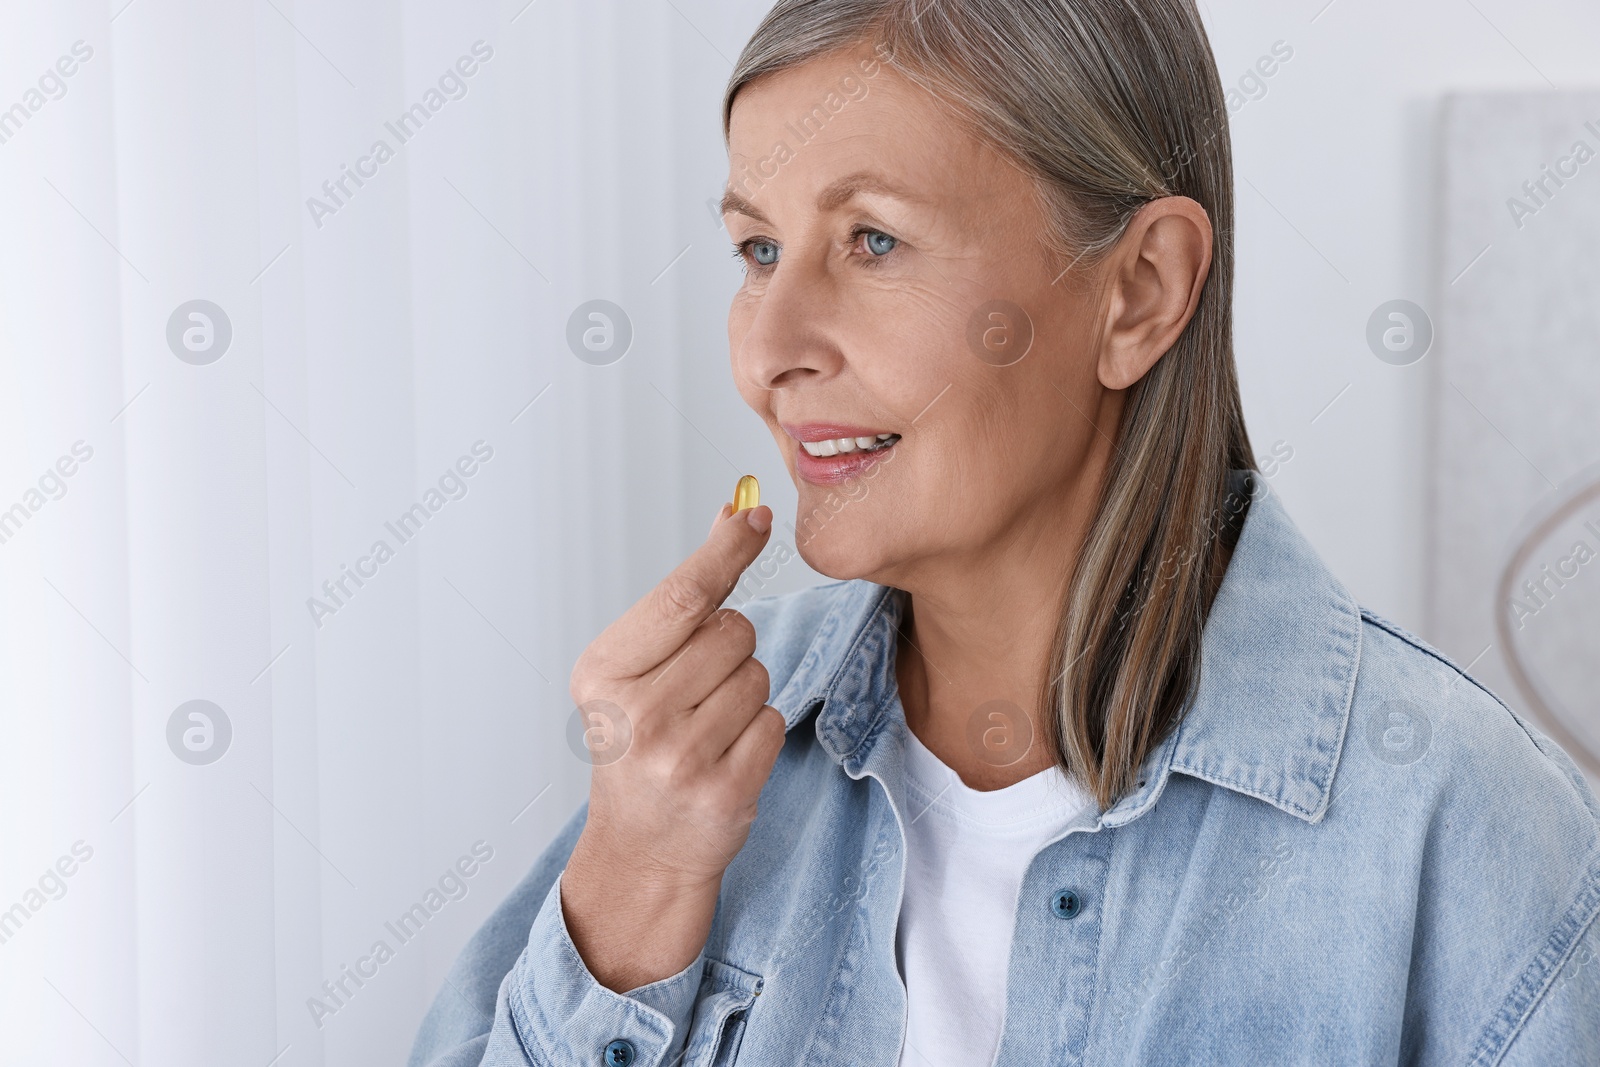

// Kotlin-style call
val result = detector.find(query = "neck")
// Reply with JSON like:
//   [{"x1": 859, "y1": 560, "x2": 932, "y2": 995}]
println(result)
[{"x1": 890, "y1": 464, "x2": 1106, "y2": 791}]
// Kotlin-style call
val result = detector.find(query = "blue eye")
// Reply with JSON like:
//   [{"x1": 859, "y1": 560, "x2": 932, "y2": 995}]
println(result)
[
  {"x1": 864, "y1": 230, "x2": 897, "y2": 255},
  {"x1": 749, "y1": 240, "x2": 779, "y2": 266}
]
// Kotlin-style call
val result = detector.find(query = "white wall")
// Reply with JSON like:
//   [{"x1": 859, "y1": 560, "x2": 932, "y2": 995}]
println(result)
[
  {"x1": 0, "y1": 1, "x2": 1596, "y2": 1064},
  {"x1": 1210, "y1": 0, "x2": 1600, "y2": 628}
]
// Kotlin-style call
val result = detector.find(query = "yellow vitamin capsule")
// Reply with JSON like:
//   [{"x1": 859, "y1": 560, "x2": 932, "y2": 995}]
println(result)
[{"x1": 732, "y1": 474, "x2": 760, "y2": 513}]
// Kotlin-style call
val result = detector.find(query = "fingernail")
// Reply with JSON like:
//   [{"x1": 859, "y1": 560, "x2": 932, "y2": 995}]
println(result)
[{"x1": 745, "y1": 506, "x2": 771, "y2": 533}]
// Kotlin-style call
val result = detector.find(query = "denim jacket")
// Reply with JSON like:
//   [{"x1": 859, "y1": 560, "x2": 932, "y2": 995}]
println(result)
[{"x1": 409, "y1": 473, "x2": 1600, "y2": 1066}]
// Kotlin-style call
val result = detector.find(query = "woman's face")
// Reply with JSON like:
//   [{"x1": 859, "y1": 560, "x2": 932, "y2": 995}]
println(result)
[{"x1": 723, "y1": 43, "x2": 1120, "y2": 586}]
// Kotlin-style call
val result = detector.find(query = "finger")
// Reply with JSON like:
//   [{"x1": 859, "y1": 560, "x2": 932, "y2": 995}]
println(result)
[
  {"x1": 709, "y1": 501, "x2": 732, "y2": 537},
  {"x1": 689, "y1": 655, "x2": 771, "y2": 758},
  {"x1": 593, "y1": 503, "x2": 773, "y2": 677},
  {"x1": 717, "y1": 703, "x2": 787, "y2": 786},
  {"x1": 638, "y1": 608, "x2": 757, "y2": 710}
]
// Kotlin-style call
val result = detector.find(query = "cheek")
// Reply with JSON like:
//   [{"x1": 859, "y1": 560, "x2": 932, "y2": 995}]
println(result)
[
  {"x1": 913, "y1": 309, "x2": 1088, "y2": 505},
  {"x1": 726, "y1": 291, "x2": 756, "y2": 352},
  {"x1": 922, "y1": 390, "x2": 1030, "y2": 498},
  {"x1": 845, "y1": 284, "x2": 974, "y2": 412}
]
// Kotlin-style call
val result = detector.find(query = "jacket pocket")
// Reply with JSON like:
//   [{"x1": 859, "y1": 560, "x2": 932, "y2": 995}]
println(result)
[{"x1": 681, "y1": 956, "x2": 763, "y2": 1067}]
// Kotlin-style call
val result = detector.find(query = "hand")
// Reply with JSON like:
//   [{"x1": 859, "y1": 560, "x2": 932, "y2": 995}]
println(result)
[{"x1": 560, "y1": 502, "x2": 786, "y2": 991}]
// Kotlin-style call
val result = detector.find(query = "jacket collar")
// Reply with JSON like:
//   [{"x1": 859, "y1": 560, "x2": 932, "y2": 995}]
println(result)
[{"x1": 770, "y1": 470, "x2": 1362, "y2": 825}]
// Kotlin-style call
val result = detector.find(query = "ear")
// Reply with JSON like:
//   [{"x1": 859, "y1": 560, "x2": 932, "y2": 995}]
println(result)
[{"x1": 1096, "y1": 197, "x2": 1213, "y2": 391}]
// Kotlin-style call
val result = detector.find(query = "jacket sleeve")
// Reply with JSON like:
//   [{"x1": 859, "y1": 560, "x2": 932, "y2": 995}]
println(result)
[{"x1": 407, "y1": 798, "x2": 708, "y2": 1067}]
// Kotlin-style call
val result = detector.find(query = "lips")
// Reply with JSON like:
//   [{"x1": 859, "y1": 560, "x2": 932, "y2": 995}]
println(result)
[{"x1": 782, "y1": 422, "x2": 900, "y2": 486}]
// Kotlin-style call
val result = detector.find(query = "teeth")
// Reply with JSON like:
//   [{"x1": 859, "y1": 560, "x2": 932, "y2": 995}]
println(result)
[{"x1": 800, "y1": 433, "x2": 899, "y2": 458}]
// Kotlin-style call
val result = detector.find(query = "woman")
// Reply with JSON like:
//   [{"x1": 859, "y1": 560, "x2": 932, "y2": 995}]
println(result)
[{"x1": 410, "y1": 1, "x2": 1600, "y2": 1064}]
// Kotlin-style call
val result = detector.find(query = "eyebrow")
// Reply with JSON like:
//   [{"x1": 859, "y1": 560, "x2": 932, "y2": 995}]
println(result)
[{"x1": 720, "y1": 171, "x2": 923, "y2": 226}]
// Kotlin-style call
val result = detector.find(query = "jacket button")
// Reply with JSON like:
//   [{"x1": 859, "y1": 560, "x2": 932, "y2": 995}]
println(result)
[
  {"x1": 1050, "y1": 888, "x2": 1083, "y2": 919},
  {"x1": 603, "y1": 1038, "x2": 636, "y2": 1066}
]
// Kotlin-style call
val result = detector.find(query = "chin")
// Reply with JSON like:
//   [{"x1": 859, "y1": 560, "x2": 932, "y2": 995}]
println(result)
[
  {"x1": 790, "y1": 499, "x2": 901, "y2": 583},
  {"x1": 794, "y1": 538, "x2": 874, "y2": 582}
]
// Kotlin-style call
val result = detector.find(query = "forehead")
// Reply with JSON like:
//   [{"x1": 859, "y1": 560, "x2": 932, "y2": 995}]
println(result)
[{"x1": 725, "y1": 45, "x2": 1009, "y2": 211}]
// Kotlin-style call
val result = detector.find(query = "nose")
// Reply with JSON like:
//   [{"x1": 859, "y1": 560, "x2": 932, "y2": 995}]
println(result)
[{"x1": 730, "y1": 258, "x2": 846, "y2": 394}]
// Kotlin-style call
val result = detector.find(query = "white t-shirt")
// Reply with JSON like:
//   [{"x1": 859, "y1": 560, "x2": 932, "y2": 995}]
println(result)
[{"x1": 894, "y1": 723, "x2": 1095, "y2": 1067}]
